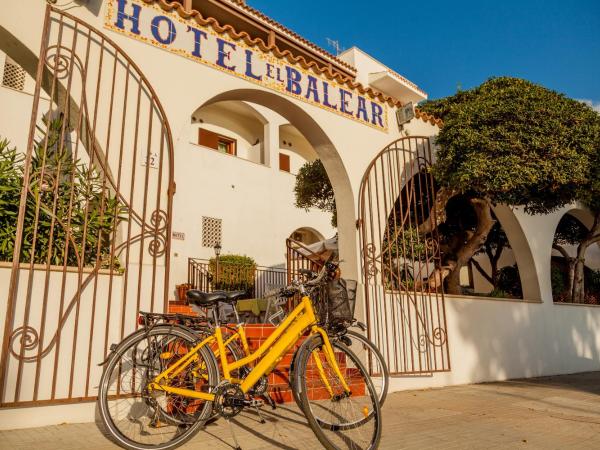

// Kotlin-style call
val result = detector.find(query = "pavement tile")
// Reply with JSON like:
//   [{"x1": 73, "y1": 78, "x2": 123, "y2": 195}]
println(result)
[{"x1": 2, "y1": 372, "x2": 600, "y2": 449}]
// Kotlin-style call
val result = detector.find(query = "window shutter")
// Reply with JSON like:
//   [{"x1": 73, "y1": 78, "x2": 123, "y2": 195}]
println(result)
[
  {"x1": 279, "y1": 153, "x2": 290, "y2": 172},
  {"x1": 199, "y1": 128, "x2": 220, "y2": 150}
]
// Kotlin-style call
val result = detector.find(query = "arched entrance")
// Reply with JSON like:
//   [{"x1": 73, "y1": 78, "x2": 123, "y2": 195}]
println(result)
[
  {"x1": 289, "y1": 227, "x2": 325, "y2": 245},
  {"x1": 0, "y1": 6, "x2": 174, "y2": 406},
  {"x1": 196, "y1": 88, "x2": 357, "y2": 279}
]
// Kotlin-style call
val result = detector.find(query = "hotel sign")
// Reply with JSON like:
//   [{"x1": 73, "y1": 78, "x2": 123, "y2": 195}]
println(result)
[{"x1": 105, "y1": 0, "x2": 388, "y2": 131}]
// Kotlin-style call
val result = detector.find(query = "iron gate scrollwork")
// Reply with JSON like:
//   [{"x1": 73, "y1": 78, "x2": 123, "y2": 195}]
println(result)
[
  {"x1": 0, "y1": 5, "x2": 174, "y2": 406},
  {"x1": 358, "y1": 137, "x2": 450, "y2": 375}
]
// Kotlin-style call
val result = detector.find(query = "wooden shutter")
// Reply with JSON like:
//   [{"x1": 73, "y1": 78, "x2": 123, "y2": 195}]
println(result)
[
  {"x1": 199, "y1": 128, "x2": 220, "y2": 149},
  {"x1": 279, "y1": 153, "x2": 290, "y2": 172}
]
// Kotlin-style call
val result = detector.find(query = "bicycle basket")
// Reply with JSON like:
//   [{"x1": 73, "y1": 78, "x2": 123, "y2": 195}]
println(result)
[{"x1": 322, "y1": 278, "x2": 357, "y2": 324}]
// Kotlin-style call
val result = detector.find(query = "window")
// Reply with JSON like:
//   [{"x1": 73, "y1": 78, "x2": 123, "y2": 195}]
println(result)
[
  {"x1": 2, "y1": 56, "x2": 25, "y2": 91},
  {"x1": 202, "y1": 216, "x2": 222, "y2": 248},
  {"x1": 279, "y1": 153, "x2": 290, "y2": 172},
  {"x1": 198, "y1": 128, "x2": 236, "y2": 155}
]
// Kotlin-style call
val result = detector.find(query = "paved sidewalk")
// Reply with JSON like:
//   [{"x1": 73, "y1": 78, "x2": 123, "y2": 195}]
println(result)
[{"x1": 2, "y1": 372, "x2": 599, "y2": 449}]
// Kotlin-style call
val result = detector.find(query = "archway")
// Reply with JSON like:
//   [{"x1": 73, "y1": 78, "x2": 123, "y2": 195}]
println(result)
[
  {"x1": 289, "y1": 227, "x2": 325, "y2": 245},
  {"x1": 197, "y1": 88, "x2": 357, "y2": 278},
  {"x1": 551, "y1": 208, "x2": 600, "y2": 304},
  {"x1": 491, "y1": 204, "x2": 542, "y2": 301}
]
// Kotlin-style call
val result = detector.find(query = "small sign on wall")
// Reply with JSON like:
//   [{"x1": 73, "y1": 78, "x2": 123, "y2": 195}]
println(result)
[
  {"x1": 141, "y1": 152, "x2": 159, "y2": 169},
  {"x1": 172, "y1": 231, "x2": 185, "y2": 240}
]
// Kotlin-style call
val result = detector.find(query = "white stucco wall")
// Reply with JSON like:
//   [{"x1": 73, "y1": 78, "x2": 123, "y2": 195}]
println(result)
[{"x1": 1, "y1": 0, "x2": 599, "y2": 430}]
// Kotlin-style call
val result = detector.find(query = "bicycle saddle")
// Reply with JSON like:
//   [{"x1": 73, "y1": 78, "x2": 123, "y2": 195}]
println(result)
[
  {"x1": 186, "y1": 290, "x2": 246, "y2": 307},
  {"x1": 186, "y1": 290, "x2": 226, "y2": 307}
]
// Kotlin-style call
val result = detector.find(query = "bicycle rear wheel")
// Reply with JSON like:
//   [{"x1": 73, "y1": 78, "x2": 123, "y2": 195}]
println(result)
[
  {"x1": 293, "y1": 334, "x2": 382, "y2": 450},
  {"x1": 98, "y1": 325, "x2": 219, "y2": 450}
]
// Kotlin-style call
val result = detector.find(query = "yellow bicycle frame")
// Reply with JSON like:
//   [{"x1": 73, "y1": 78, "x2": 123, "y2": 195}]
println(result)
[{"x1": 147, "y1": 296, "x2": 351, "y2": 401}]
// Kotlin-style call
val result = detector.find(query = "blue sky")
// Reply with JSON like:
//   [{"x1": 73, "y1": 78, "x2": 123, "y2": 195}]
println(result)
[{"x1": 250, "y1": 0, "x2": 600, "y2": 108}]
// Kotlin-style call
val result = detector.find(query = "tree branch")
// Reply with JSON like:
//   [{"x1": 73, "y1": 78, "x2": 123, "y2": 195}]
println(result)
[
  {"x1": 492, "y1": 241, "x2": 504, "y2": 265},
  {"x1": 417, "y1": 187, "x2": 457, "y2": 235},
  {"x1": 471, "y1": 258, "x2": 494, "y2": 285},
  {"x1": 552, "y1": 243, "x2": 571, "y2": 261}
]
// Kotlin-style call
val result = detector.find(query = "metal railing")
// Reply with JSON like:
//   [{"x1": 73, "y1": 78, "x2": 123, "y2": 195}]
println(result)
[
  {"x1": 1, "y1": 5, "x2": 174, "y2": 407},
  {"x1": 285, "y1": 238, "x2": 325, "y2": 283},
  {"x1": 187, "y1": 258, "x2": 287, "y2": 299}
]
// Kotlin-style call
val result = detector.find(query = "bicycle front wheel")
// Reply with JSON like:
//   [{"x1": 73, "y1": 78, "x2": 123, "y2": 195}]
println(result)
[
  {"x1": 97, "y1": 325, "x2": 219, "y2": 450},
  {"x1": 337, "y1": 329, "x2": 389, "y2": 407},
  {"x1": 294, "y1": 334, "x2": 382, "y2": 450}
]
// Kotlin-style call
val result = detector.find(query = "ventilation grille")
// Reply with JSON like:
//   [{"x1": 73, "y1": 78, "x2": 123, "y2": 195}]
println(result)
[
  {"x1": 202, "y1": 216, "x2": 222, "y2": 247},
  {"x1": 2, "y1": 58, "x2": 25, "y2": 91}
]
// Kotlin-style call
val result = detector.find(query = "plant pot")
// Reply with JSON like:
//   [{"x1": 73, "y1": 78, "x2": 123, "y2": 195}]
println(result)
[{"x1": 176, "y1": 283, "x2": 193, "y2": 303}]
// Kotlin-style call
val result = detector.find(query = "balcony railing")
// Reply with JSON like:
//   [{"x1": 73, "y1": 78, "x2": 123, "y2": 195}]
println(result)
[{"x1": 187, "y1": 258, "x2": 287, "y2": 299}]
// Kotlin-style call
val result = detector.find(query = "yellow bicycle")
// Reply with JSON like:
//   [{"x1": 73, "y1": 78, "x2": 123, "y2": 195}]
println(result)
[{"x1": 97, "y1": 264, "x2": 382, "y2": 450}]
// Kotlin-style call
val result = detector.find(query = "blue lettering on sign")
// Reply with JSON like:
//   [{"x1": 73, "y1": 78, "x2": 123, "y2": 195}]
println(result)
[
  {"x1": 339, "y1": 89, "x2": 353, "y2": 115},
  {"x1": 151, "y1": 15, "x2": 176, "y2": 45},
  {"x1": 244, "y1": 50, "x2": 262, "y2": 81},
  {"x1": 107, "y1": 0, "x2": 387, "y2": 130},
  {"x1": 305, "y1": 75, "x2": 319, "y2": 103},
  {"x1": 216, "y1": 38, "x2": 236, "y2": 71},
  {"x1": 187, "y1": 26, "x2": 207, "y2": 58},
  {"x1": 322, "y1": 82, "x2": 338, "y2": 110},
  {"x1": 266, "y1": 63, "x2": 275, "y2": 79},
  {"x1": 276, "y1": 67, "x2": 285, "y2": 83},
  {"x1": 114, "y1": 0, "x2": 141, "y2": 35},
  {"x1": 286, "y1": 66, "x2": 302, "y2": 95},
  {"x1": 356, "y1": 96, "x2": 369, "y2": 121},
  {"x1": 371, "y1": 102, "x2": 384, "y2": 127}
]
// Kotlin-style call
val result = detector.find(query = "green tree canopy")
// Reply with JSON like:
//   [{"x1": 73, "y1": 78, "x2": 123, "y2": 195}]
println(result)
[
  {"x1": 294, "y1": 159, "x2": 336, "y2": 227},
  {"x1": 418, "y1": 77, "x2": 600, "y2": 295},
  {"x1": 421, "y1": 77, "x2": 600, "y2": 214}
]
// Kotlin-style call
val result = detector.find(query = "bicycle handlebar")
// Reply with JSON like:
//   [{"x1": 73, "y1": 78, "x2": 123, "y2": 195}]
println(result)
[{"x1": 263, "y1": 259, "x2": 338, "y2": 299}]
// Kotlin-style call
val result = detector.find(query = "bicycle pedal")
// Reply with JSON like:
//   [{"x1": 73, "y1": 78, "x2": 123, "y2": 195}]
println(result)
[{"x1": 246, "y1": 398, "x2": 264, "y2": 408}]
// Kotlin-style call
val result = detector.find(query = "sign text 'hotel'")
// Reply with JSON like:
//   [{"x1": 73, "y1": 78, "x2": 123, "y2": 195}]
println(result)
[{"x1": 105, "y1": 0, "x2": 388, "y2": 130}]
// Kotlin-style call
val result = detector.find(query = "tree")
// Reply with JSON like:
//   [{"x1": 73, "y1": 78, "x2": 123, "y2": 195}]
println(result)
[
  {"x1": 569, "y1": 138, "x2": 600, "y2": 302},
  {"x1": 294, "y1": 159, "x2": 336, "y2": 227},
  {"x1": 419, "y1": 77, "x2": 600, "y2": 295},
  {"x1": 552, "y1": 214, "x2": 588, "y2": 300}
]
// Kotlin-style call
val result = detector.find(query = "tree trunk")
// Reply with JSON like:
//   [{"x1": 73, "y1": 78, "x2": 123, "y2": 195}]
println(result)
[
  {"x1": 571, "y1": 211, "x2": 600, "y2": 303},
  {"x1": 445, "y1": 198, "x2": 496, "y2": 295},
  {"x1": 572, "y1": 253, "x2": 586, "y2": 303},
  {"x1": 417, "y1": 187, "x2": 457, "y2": 235},
  {"x1": 552, "y1": 243, "x2": 575, "y2": 300}
]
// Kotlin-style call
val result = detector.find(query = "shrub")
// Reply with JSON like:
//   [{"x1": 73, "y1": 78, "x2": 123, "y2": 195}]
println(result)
[
  {"x1": 0, "y1": 120, "x2": 126, "y2": 268},
  {"x1": 208, "y1": 254, "x2": 257, "y2": 292},
  {"x1": 489, "y1": 288, "x2": 510, "y2": 299},
  {"x1": 497, "y1": 264, "x2": 522, "y2": 298},
  {"x1": 550, "y1": 265, "x2": 567, "y2": 300}
]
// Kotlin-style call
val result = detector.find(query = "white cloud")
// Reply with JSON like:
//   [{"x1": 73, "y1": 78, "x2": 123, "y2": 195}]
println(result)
[{"x1": 578, "y1": 99, "x2": 600, "y2": 112}]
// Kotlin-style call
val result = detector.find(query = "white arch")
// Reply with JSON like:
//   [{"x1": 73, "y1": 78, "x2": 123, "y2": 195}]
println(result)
[
  {"x1": 194, "y1": 88, "x2": 358, "y2": 278},
  {"x1": 492, "y1": 204, "x2": 543, "y2": 301}
]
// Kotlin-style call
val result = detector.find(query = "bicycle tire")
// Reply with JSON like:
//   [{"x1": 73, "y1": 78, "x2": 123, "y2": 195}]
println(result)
[
  {"x1": 293, "y1": 334, "x2": 382, "y2": 450},
  {"x1": 341, "y1": 329, "x2": 389, "y2": 407},
  {"x1": 97, "y1": 325, "x2": 219, "y2": 450}
]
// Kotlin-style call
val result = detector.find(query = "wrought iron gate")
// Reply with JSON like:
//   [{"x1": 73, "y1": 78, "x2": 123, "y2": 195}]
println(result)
[
  {"x1": 358, "y1": 137, "x2": 450, "y2": 375},
  {"x1": 0, "y1": 6, "x2": 174, "y2": 406}
]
